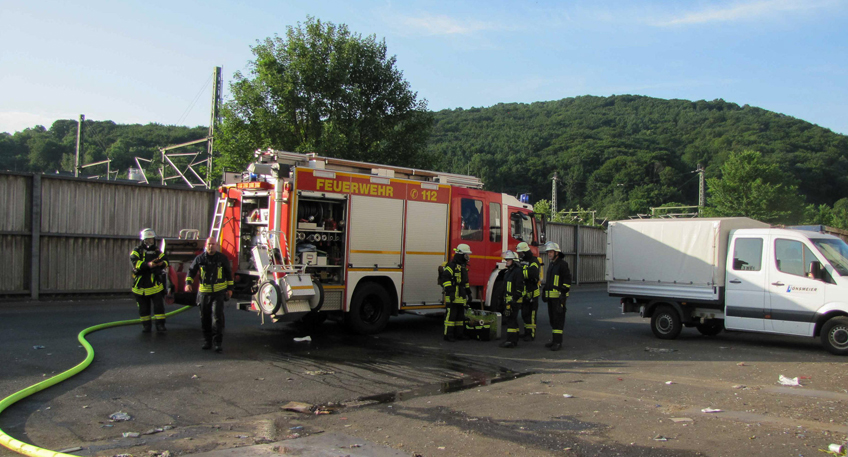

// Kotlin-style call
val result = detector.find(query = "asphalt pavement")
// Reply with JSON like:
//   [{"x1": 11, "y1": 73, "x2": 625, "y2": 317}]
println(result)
[{"x1": 1, "y1": 286, "x2": 847, "y2": 457}]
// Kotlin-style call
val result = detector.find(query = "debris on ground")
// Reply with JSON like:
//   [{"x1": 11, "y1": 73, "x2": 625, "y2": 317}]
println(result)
[
  {"x1": 737, "y1": 362, "x2": 747, "y2": 366},
  {"x1": 670, "y1": 418, "x2": 693, "y2": 423},
  {"x1": 142, "y1": 428, "x2": 163, "y2": 435},
  {"x1": 665, "y1": 381, "x2": 674, "y2": 385},
  {"x1": 653, "y1": 435, "x2": 669, "y2": 441},
  {"x1": 57, "y1": 447, "x2": 83, "y2": 453},
  {"x1": 33, "y1": 346, "x2": 45, "y2": 350},
  {"x1": 778, "y1": 375, "x2": 802, "y2": 386},
  {"x1": 109, "y1": 412, "x2": 132, "y2": 422},
  {"x1": 645, "y1": 347, "x2": 677, "y2": 353},
  {"x1": 563, "y1": 394, "x2": 574, "y2": 398},
  {"x1": 701, "y1": 408, "x2": 723, "y2": 413},
  {"x1": 732, "y1": 385, "x2": 747, "y2": 389},
  {"x1": 122, "y1": 432, "x2": 140, "y2": 438},
  {"x1": 281, "y1": 401, "x2": 337, "y2": 415},
  {"x1": 304, "y1": 370, "x2": 334, "y2": 376},
  {"x1": 293, "y1": 336, "x2": 312, "y2": 342}
]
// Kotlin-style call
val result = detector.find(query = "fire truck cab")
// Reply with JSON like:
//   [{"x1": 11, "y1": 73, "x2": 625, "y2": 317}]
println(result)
[{"x1": 213, "y1": 150, "x2": 541, "y2": 334}]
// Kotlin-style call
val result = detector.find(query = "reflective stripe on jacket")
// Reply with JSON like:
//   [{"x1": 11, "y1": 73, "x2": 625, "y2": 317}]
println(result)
[
  {"x1": 522, "y1": 255, "x2": 540, "y2": 299},
  {"x1": 130, "y1": 243, "x2": 168, "y2": 295},
  {"x1": 543, "y1": 257, "x2": 572, "y2": 299},
  {"x1": 440, "y1": 255, "x2": 469, "y2": 304},
  {"x1": 186, "y1": 251, "x2": 234, "y2": 293},
  {"x1": 503, "y1": 263, "x2": 524, "y2": 305}
]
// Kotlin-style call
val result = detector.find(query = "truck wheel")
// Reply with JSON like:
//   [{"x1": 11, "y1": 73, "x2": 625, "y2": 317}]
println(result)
[
  {"x1": 257, "y1": 281, "x2": 283, "y2": 315},
  {"x1": 821, "y1": 316, "x2": 848, "y2": 355},
  {"x1": 651, "y1": 305, "x2": 682, "y2": 340},
  {"x1": 487, "y1": 280, "x2": 505, "y2": 313},
  {"x1": 346, "y1": 282, "x2": 391, "y2": 334},
  {"x1": 696, "y1": 320, "x2": 724, "y2": 336}
]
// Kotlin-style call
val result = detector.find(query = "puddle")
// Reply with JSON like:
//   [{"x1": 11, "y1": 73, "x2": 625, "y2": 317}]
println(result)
[{"x1": 341, "y1": 368, "x2": 534, "y2": 407}]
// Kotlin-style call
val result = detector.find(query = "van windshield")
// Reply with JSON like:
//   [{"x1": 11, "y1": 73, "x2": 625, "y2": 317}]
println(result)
[{"x1": 812, "y1": 239, "x2": 848, "y2": 276}]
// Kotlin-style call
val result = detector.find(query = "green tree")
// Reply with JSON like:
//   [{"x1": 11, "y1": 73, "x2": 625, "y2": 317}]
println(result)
[
  {"x1": 218, "y1": 16, "x2": 434, "y2": 172},
  {"x1": 705, "y1": 150, "x2": 804, "y2": 224}
]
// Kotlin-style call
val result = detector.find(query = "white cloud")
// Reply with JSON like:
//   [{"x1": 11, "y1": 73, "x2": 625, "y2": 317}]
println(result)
[
  {"x1": 0, "y1": 111, "x2": 77, "y2": 134},
  {"x1": 653, "y1": 0, "x2": 837, "y2": 26},
  {"x1": 392, "y1": 12, "x2": 504, "y2": 36}
]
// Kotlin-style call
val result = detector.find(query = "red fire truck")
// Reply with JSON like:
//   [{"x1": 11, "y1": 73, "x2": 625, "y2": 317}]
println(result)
[{"x1": 201, "y1": 149, "x2": 541, "y2": 334}]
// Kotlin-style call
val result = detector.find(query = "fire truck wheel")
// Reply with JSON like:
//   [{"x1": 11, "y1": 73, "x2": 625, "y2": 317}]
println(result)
[
  {"x1": 309, "y1": 281, "x2": 325, "y2": 311},
  {"x1": 257, "y1": 281, "x2": 283, "y2": 315},
  {"x1": 347, "y1": 282, "x2": 391, "y2": 334},
  {"x1": 487, "y1": 280, "x2": 505, "y2": 313}
]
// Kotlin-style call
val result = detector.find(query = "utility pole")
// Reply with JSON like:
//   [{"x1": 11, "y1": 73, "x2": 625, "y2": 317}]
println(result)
[
  {"x1": 206, "y1": 66, "x2": 223, "y2": 187},
  {"x1": 74, "y1": 114, "x2": 84, "y2": 177},
  {"x1": 551, "y1": 171, "x2": 559, "y2": 214},
  {"x1": 695, "y1": 163, "x2": 705, "y2": 216}
]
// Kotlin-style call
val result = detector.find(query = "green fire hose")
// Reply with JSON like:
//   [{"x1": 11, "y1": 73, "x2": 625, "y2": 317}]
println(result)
[{"x1": 0, "y1": 305, "x2": 193, "y2": 457}]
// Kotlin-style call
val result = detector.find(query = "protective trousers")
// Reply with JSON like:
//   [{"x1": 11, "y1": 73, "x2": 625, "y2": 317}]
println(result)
[
  {"x1": 199, "y1": 292, "x2": 226, "y2": 345},
  {"x1": 548, "y1": 297, "x2": 566, "y2": 344},
  {"x1": 136, "y1": 292, "x2": 165, "y2": 330},
  {"x1": 521, "y1": 296, "x2": 538, "y2": 339},
  {"x1": 505, "y1": 303, "x2": 521, "y2": 344},
  {"x1": 444, "y1": 300, "x2": 465, "y2": 339}
]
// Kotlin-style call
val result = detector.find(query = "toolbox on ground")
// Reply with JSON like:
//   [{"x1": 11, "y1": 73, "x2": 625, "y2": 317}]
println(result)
[{"x1": 464, "y1": 308, "x2": 501, "y2": 340}]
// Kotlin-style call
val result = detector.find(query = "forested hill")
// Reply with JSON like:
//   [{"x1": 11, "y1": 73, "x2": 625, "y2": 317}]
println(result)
[
  {"x1": 427, "y1": 95, "x2": 848, "y2": 220},
  {"x1": 0, "y1": 120, "x2": 208, "y2": 178},
  {"x1": 3, "y1": 95, "x2": 847, "y2": 221}
]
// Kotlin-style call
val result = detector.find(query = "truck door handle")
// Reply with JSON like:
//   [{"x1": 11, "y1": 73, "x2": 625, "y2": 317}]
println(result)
[
  {"x1": 729, "y1": 279, "x2": 741, "y2": 284},
  {"x1": 771, "y1": 281, "x2": 784, "y2": 286}
]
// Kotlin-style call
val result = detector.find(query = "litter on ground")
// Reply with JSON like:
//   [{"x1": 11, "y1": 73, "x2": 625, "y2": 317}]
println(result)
[
  {"x1": 701, "y1": 408, "x2": 723, "y2": 413},
  {"x1": 778, "y1": 375, "x2": 801, "y2": 387},
  {"x1": 293, "y1": 336, "x2": 312, "y2": 342}
]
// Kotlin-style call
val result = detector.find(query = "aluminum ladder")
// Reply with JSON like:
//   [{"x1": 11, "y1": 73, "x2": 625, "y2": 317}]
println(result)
[{"x1": 208, "y1": 195, "x2": 228, "y2": 242}]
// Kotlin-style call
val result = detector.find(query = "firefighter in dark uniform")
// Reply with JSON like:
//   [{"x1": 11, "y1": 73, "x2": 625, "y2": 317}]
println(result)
[
  {"x1": 517, "y1": 241, "x2": 540, "y2": 341},
  {"x1": 440, "y1": 244, "x2": 472, "y2": 342},
  {"x1": 130, "y1": 228, "x2": 169, "y2": 333},
  {"x1": 541, "y1": 242, "x2": 571, "y2": 351},
  {"x1": 185, "y1": 237, "x2": 233, "y2": 353},
  {"x1": 499, "y1": 250, "x2": 524, "y2": 348}
]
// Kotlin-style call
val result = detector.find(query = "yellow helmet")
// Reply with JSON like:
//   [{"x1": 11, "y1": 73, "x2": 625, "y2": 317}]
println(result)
[
  {"x1": 516, "y1": 242, "x2": 530, "y2": 252},
  {"x1": 454, "y1": 244, "x2": 472, "y2": 255}
]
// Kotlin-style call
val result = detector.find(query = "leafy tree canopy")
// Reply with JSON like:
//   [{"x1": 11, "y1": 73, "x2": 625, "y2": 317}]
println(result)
[{"x1": 217, "y1": 16, "x2": 434, "y2": 173}]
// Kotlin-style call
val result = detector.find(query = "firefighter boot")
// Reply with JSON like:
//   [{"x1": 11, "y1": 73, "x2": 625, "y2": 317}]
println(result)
[
  {"x1": 155, "y1": 320, "x2": 167, "y2": 333},
  {"x1": 214, "y1": 344, "x2": 223, "y2": 353},
  {"x1": 544, "y1": 341, "x2": 554, "y2": 348},
  {"x1": 202, "y1": 340, "x2": 212, "y2": 350},
  {"x1": 142, "y1": 323, "x2": 152, "y2": 334}
]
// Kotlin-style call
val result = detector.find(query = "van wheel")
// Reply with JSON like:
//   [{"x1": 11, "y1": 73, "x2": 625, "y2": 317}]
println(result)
[
  {"x1": 346, "y1": 282, "x2": 391, "y2": 334},
  {"x1": 821, "y1": 316, "x2": 848, "y2": 355},
  {"x1": 696, "y1": 320, "x2": 724, "y2": 336},
  {"x1": 651, "y1": 305, "x2": 682, "y2": 340}
]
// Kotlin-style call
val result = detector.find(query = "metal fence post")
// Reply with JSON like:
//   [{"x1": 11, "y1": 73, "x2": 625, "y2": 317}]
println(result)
[
  {"x1": 574, "y1": 224, "x2": 581, "y2": 286},
  {"x1": 30, "y1": 174, "x2": 41, "y2": 299}
]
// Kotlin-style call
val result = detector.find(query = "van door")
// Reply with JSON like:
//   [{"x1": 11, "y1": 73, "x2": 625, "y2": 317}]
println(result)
[
  {"x1": 725, "y1": 236, "x2": 767, "y2": 331},
  {"x1": 767, "y1": 238, "x2": 824, "y2": 336}
]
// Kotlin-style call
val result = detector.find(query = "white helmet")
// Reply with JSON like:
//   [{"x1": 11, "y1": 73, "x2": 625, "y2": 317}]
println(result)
[
  {"x1": 503, "y1": 250, "x2": 518, "y2": 261},
  {"x1": 454, "y1": 244, "x2": 472, "y2": 255},
  {"x1": 543, "y1": 241, "x2": 561, "y2": 253},
  {"x1": 140, "y1": 228, "x2": 156, "y2": 241},
  {"x1": 516, "y1": 242, "x2": 530, "y2": 252}
]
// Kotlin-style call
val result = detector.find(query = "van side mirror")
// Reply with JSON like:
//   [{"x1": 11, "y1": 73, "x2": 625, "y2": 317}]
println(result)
[{"x1": 809, "y1": 261, "x2": 822, "y2": 280}]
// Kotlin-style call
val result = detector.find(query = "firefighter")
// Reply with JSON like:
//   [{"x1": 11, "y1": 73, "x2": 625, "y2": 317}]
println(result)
[
  {"x1": 517, "y1": 241, "x2": 540, "y2": 341},
  {"x1": 130, "y1": 228, "x2": 169, "y2": 333},
  {"x1": 185, "y1": 237, "x2": 233, "y2": 353},
  {"x1": 440, "y1": 244, "x2": 472, "y2": 342},
  {"x1": 499, "y1": 250, "x2": 524, "y2": 348},
  {"x1": 541, "y1": 241, "x2": 572, "y2": 351}
]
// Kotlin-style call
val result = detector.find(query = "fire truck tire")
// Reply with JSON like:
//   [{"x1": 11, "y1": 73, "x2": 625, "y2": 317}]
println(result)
[
  {"x1": 487, "y1": 280, "x2": 505, "y2": 313},
  {"x1": 309, "y1": 281, "x2": 325, "y2": 311},
  {"x1": 257, "y1": 281, "x2": 284, "y2": 315},
  {"x1": 346, "y1": 282, "x2": 391, "y2": 334}
]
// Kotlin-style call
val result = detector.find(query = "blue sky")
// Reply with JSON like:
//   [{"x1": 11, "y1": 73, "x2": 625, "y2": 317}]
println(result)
[{"x1": 1, "y1": 0, "x2": 846, "y2": 135}]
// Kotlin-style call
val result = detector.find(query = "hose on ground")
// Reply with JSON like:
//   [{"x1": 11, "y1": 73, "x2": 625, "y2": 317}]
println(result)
[{"x1": 0, "y1": 305, "x2": 193, "y2": 457}]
